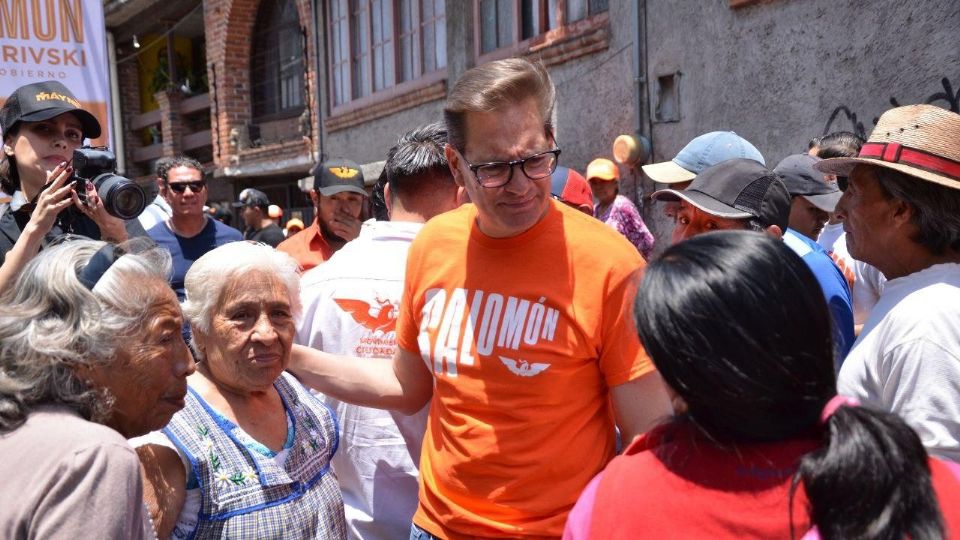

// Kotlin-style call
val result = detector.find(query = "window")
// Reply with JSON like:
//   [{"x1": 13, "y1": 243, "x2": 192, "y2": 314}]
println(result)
[
  {"x1": 328, "y1": 0, "x2": 447, "y2": 107},
  {"x1": 479, "y1": 0, "x2": 608, "y2": 54},
  {"x1": 251, "y1": 0, "x2": 305, "y2": 120}
]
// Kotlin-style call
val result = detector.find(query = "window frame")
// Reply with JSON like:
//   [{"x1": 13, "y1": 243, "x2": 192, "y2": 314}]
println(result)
[
  {"x1": 474, "y1": 0, "x2": 609, "y2": 64},
  {"x1": 250, "y1": 0, "x2": 307, "y2": 123},
  {"x1": 326, "y1": 0, "x2": 448, "y2": 117}
]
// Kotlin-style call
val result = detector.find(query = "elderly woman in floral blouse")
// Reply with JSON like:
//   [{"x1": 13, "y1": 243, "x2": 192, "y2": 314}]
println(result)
[
  {"x1": 134, "y1": 241, "x2": 345, "y2": 539},
  {"x1": 586, "y1": 158, "x2": 655, "y2": 259}
]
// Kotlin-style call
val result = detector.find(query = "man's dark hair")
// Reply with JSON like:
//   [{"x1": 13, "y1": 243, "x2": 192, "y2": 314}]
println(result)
[
  {"x1": 384, "y1": 122, "x2": 450, "y2": 200},
  {"x1": 635, "y1": 231, "x2": 946, "y2": 539},
  {"x1": 157, "y1": 156, "x2": 203, "y2": 182},
  {"x1": 811, "y1": 131, "x2": 864, "y2": 159}
]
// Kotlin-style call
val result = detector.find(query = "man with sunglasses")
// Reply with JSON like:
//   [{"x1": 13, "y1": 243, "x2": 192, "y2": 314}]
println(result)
[
  {"x1": 147, "y1": 156, "x2": 241, "y2": 300},
  {"x1": 290, "y1": 58, "x2": 671, "y2": 539}
]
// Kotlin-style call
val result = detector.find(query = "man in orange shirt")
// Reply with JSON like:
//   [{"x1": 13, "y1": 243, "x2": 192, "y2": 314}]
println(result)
[
  {"x1": 277, "y1": 158, "x2": 366, "y2": 270},
  {"x1": 291, "y1": 58, "x2": 671, "y2": 539}
]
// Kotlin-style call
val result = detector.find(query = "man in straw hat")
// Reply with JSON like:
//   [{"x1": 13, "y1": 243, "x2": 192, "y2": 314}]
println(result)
[{"x1": 816, "y1": 104, "x2": 960, "y2": 462}]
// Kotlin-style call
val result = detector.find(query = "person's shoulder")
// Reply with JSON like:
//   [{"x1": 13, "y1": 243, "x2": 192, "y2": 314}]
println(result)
[
  {"x1": 278, "y1": 225, "x2": 310, "y2": 251},
  {"x1": 556, "y1": 202, "x2": 644, "y2": 263},
  {"x1": 146, "y1": 220, "x2": 172, "y2": 239},
  {"x1": 211, "y1": 219, "x2": 242, "y2": 240},
  {"x1": 20, "y1": 407, "x2": 132, "y2": 454},
  {"x1": 421, "y1": 204, "x2": 474, "y2": 233}
]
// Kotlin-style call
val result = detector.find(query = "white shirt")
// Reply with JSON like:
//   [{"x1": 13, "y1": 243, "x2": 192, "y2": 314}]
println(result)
[
  {"x1": 817, "y1": 221, "x2": 844, "y2": 252},
  {"x1": 137, "y1": 195, "x2": 172, "y2": 231},
  {"x1": 838, "y1": 263, "x2": 960, "y2": 462},
  {"x1": 830, "y1": 232, "x2": 886, "y2": 326},
  {"x1": 297, "y1": 219, "x2": 429, "y2": 540}
]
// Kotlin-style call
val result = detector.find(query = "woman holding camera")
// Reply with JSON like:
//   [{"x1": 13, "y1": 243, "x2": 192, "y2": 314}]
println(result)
[{"x1": 0, "y1": 81, "x2": 144, "y2": 290}]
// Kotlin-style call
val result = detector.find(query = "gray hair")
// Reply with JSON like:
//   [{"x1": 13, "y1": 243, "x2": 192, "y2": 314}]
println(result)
[
  {"x1": 0, "y1": 238, "x2": 173, "y2": 432},
  {"x1": 444, "y1": 58, "x2": 556, "y2": 153},
  {"x1": 181, "y1": 242, "x2": 301, "y2": 358},
  {"x1": 871, "y1": 166, "x2": 960, "y2": 254}
]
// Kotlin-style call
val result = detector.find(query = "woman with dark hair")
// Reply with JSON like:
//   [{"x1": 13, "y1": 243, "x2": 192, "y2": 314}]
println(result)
[
  {"x1": 0, "y1": 81, "x2": 144, "y2": 289},
  {"x1": 563, "y1": 231, "x2": 960, "y2": 539}
]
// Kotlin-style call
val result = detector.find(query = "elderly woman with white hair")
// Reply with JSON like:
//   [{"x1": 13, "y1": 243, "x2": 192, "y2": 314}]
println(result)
[
  {"x1": 0, "y1": 238, "x2": 195, "y2": 538},
  {"x1": 135, "y1": 241, "x2": 346, "y2": 539}
]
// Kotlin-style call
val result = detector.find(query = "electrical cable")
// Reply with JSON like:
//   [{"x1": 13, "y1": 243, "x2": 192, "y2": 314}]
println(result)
[{"x1": 114, "y1": 3, "x2": 204, "y2": 65}]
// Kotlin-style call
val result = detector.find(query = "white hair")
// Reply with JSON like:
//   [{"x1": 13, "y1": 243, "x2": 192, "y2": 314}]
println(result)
[
  {"x1": 0, "y1": 238, "x2": 172, "y2": 431},
  {"x1": 181, "y1": 241, "x2": 301, "y2": 342}
]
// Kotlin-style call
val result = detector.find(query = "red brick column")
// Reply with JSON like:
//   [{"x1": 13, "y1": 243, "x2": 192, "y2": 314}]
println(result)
[{"x1": 155, "y1": 89, "x2": 185, "y2": 157}]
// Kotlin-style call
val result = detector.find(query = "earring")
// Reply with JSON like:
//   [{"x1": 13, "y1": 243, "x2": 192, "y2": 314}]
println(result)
[{"x1": 2, "y1": 145, "x2": 12, "y2": 156}]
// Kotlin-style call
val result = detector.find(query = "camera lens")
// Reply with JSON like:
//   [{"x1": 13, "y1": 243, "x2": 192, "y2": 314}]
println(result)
[{"x1": 93, "y1": 174, "x2": 147, "y2": 219}]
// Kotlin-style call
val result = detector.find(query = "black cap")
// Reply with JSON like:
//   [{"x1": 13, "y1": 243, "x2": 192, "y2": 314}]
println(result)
[
  {"x1": 773, "y1": 154, "x2": 842, "y2": 212},
  {"x1": 652, "y1": 158, "x2": 791, "y2": 232},
  {"x1": 314, "y1": 158, "x2": 367, "y2": 197},
  {"x1": 232, "y1": 188, "x2": 270, "y2": 209},
  {"x1": 0, "y1": 81, "x2": 101, "y2": 138}
]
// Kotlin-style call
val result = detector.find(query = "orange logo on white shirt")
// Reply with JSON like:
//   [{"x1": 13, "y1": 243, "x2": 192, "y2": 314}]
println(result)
[{"x1": 335, "y1": 297, "x2": 398, "y2": 333}]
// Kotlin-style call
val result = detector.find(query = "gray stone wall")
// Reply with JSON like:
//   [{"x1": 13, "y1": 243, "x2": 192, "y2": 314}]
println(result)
[{"x1": 641, "y1": 0, "x2": 960, "y2": 249}]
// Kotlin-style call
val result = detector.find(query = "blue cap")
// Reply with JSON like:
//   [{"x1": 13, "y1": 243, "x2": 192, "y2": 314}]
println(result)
[{"x1": 642, "y1": 131, "x2": 765, "y2": 184}]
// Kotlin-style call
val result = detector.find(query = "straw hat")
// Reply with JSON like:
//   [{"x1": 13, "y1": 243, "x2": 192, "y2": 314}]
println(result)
[{"x1": 815, "y1": 104, "x2": 960, "y2": 190}]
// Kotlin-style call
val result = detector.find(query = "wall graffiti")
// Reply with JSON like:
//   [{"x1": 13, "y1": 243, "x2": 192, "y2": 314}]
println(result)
[{"x1": 822, "y1": 77, "x2": 959, "y2": 137}]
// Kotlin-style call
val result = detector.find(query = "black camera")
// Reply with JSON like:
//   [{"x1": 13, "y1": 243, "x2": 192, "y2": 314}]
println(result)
[{"x1": 72, "y1": 147, "x2": 147, "y2": 220}]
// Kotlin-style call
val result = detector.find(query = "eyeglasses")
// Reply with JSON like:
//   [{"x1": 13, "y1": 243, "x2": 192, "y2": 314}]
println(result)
[
  {"x1": 463, "y1": 148, "x2": 562, "y2": 188},
  {"x1": 167, "y1": 180, "x2": 206, "y2": 193}
]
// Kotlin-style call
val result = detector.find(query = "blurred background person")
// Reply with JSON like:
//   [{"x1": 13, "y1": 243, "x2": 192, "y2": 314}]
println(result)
[
  {"x1": 0, "y1": 239, "x2": 195, "y2": 538},
  {"x1": 232, "y1": 188, "x2": 285, "y2": 247},
  {"x1": 565, "y1": 231, "x2": 960, "y2": 539},
  {"x1": 550, "y1": 166, "x2": 594, "y2": 215},
  {"x1": 134, "y1": 242, "x2": 345, "y2": 539},
  {"x1": 147, "y1": 156, "x2": 242, "y2": 300},
  {"x1": 586, "y1": 157, "x2": 655, "y2": 258},
  {"x1": 279, "y1": 158, "x2": 367, "y2": 271}
]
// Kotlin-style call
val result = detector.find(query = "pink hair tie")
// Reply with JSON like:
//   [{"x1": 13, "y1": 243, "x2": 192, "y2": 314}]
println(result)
[{"x1": 820, "y1": 395, "x2": 860, "y2": 424}]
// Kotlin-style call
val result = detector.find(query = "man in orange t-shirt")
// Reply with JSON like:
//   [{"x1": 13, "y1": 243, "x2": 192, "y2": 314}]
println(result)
[{"x1": 290, "y1": 58, "x2": 671, "y2": 538}]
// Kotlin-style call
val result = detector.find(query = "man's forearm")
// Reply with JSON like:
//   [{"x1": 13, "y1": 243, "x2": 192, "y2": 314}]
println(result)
[{"x1": 289, "y1": 344, "x2": 430, "y2": 414}]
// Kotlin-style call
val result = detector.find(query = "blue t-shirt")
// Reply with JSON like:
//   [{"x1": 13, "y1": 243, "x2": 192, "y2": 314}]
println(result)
[
  {"x1": 783, "y1": 228, "x2": 855, "y2": 367},
  {"x1": 148, "y1": 218, "x2": 242, "y2": 300}
]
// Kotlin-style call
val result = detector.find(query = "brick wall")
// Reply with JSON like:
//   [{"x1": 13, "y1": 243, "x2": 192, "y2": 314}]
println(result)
[
  {"x1": 205, "y1": 0, "x2": 318, "y2": 181},
  {"x1": 116, "y1": 59, "x2": 146, "y2": 178}
]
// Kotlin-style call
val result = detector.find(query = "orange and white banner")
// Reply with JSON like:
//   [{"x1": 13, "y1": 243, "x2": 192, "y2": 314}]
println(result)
[{"x1": 0, "y1": 0, "x2": 111, "y2": 147}]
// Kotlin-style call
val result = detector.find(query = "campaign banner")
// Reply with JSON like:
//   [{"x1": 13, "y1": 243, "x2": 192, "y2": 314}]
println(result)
[{"x1": 0, "y1": 0, "x2": 112, "y2": 147}]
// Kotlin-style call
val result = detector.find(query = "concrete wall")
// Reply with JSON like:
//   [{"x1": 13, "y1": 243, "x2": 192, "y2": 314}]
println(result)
[{"x1": 641, "y1": 0, "x2": 960, "y2": 249}]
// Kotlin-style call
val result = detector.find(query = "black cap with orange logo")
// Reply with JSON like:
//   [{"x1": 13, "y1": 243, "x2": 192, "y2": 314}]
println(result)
[
  {"x1": 0, "y1": 81, "x2": 101, "y2": 139},
  {"x1": 314, "y1": 158, "x2": 367, "y2": 197}
]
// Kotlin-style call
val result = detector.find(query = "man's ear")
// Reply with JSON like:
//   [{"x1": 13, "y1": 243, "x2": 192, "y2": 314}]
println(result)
[
  {"x1": 309, "y1": 190, "x2": 319, "y2": 207},
  {"x1": 383, "y1": 183, "x2": 392, "y2": 216},
  {"x1": 764, "y1": 224, "x2": 783, "y2": 240},
  {"x1": 444, "y1": 144, "x2": 467, "y2": 188},
  {"x1": 891, "y1": 198, "x2": 915, "y2": 228}
]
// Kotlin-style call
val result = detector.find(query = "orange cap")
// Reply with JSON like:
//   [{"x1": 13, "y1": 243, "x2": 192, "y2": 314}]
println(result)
[{"x1": 586, "y1": 158, "x2": 620, "y2": 182}]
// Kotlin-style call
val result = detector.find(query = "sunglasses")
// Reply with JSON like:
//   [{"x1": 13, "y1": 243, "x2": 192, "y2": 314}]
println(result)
[
  {"x1": 836, "y1": 176, "x2": 848, "y2": 191},
  {"x1": 167, "y1": 180, "x2": 206, "y2": 193}
]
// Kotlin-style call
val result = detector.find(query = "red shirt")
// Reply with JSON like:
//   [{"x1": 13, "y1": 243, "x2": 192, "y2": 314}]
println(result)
[{"x1": 276, "y1": 220, "x2": 333, "y2": 271}]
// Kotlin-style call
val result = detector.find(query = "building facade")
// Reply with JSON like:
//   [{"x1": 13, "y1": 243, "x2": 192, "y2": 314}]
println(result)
[{"x1": 105, "y1": 0, "x2": 959, "y2": 246}]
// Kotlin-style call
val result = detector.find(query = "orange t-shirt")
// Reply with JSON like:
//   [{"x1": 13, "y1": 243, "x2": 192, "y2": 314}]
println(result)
[
  {"x1": 396, "y1": 200, "x2": 653, "y2": 538},
  {"x1": 276, "y1": 220, "x2": 334, "y2": 271}
]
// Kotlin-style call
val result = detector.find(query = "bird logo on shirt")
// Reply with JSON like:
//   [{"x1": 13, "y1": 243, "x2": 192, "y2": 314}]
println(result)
[
  {"x1": 334, "y1": 297, "x2": 398, "y2": 333},
  {"x1": 499, "y1": 356, "x2": 551, "y2": 377}
]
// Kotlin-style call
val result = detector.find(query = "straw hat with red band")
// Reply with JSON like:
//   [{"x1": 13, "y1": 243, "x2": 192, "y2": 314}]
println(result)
[{"x1": 814, "y1": 104, "x2": 960, "y2": 191}]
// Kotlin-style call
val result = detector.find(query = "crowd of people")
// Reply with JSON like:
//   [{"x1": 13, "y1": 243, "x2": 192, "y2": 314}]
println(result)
[{"x1": 1, "y1": 55, "x2": 959, "y2": 540}]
